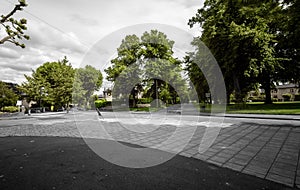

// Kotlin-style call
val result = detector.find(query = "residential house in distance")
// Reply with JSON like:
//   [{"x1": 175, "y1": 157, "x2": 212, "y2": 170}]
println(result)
[
  {"x1": 98, "y1": 88, "x2": 112, "y2": 101},
  {"x1": 271, "y1": 83, "x2": 299, "y2": 101}
]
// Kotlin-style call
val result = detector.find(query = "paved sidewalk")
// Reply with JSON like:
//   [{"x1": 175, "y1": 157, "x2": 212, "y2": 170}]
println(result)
[
  {"x1": 224, "y1": 113, "x2": 300, "y2": 121},
  {"x1": 0, "y1": 112, "x2": 300, "y2": 188}
]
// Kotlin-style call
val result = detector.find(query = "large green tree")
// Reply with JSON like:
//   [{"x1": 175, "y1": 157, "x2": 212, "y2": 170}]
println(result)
[
  {"x1": 20, "y1": 57, "x2": 74, "y2": 109},
  {"x1": 0, "y1": 81, "x2": 19, "y2": 110},
  {"x1": 0, "y1": 0, "x2": 29, "y2": 48},
  {"x1": 105, "y1": 34, "x2": 142, "y2": 107},
  {"x1": 188, "y1": 0, "x2": 283, "y2": 104},
  {"x1": 73, "y1": 65, "x2": 103, "y2": 108},
  {"x1": 105, "y1": 30, "x2": 187, "y2": 107},
  {"x1": 276, "y1": 0, "x2": 300, "y2": 86},
  {"x1": 184, "y1": 52, "x2": 209, "y2": 103}
]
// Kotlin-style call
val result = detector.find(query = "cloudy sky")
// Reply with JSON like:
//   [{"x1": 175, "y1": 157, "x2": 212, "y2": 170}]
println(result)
[{"x1": 0, "y1": 0, "x2": 204, "y2": 85}]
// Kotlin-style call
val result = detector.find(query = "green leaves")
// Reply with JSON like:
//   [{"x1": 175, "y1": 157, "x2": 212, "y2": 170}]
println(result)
[
  {"x1": 189, "y1": 0, "x2": 284, "y2": 103},
  {"x1": 105, "y1": 30, "x2": 187, "y2": 106},
  {"x1": 74, "y1": 65, "x2": 103, "y2": 107},
  {"x1": 0, "y1": 0, "x2": 29, "y2": 48},
  {"x1": 0, "y1": 82, "x2": 19, "y2": 110},
  {"x1": 20, "y1": 57, "x2": 75, "y2": 108}
]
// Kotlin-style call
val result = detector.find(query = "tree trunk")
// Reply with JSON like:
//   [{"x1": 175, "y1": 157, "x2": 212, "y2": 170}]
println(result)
[
  {"x1": 155, "y1": 79, "x2": 159, "y2": 107},
  {"x1": 264, "y1": 75, "x2": 272, "y2": 104},
  {"x1": 226, "y1": 90, "x2": 232, "y2": 105},
  {"x1": 233, "y1": 74, "x2": 242, "y2": 103},
  {"x1": 131, "y1": 87, "x2": 137, "y2": 108},
  {"x1": 132, "y1": 95, "x2": 137, "y2": 108}
]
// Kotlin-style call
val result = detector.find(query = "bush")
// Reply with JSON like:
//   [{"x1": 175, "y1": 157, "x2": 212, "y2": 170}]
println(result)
[
  {"x1": 294, "y1": 94, "x2": 300, "y2": 101},
  {"x1": 137, "y1": 98, "x2": 152, "y2": 104},
  {"x1": 247, "y1": 96, "x2": 265, "y2": 102},
  {"x1": 282, "y1": 93, "x2": 292, "y2": 101},
  {"x1": 95, "y1": 99, "x2": 107, "y2": 108},
  {"x1": 3, "y1": 106, "x2": 18, "y2": 113}
]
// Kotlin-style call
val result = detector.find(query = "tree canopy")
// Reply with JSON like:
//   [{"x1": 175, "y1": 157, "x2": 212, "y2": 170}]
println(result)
[
  {"x1": 0, "y1": 0, "x2": 29, "y2": 48},
  {"x1": 20, "y1": 57, "x2": 103, "y2": 110},
  {"x1": 20, "y1": 57, "x2": 75, "y2": 109},
  {"x1": 0, "y1": 81, "x2": 19, "y2": 110},
  {"x1": 188, "y1": 0, "x2": 285, "y2": 104},
  {"x1": 276, "y1": 0, "x2": 300, "y2": 86},
  {"x1": 105, "y1": 30, "x2": 187, "y2": 107},
  {"x1": 73, "y1": 65, "x2": 103, "y2": 108}
]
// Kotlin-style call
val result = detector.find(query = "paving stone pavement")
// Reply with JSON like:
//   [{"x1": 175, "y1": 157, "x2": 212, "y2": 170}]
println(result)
[{"x1": 0, "y1": 112, "x2": 300, "y2": 188}]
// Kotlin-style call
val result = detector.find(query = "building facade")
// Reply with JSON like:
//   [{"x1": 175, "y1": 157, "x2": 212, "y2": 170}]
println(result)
[{"x1": 271, "y1": 84, "x2": 299, "y2": 101}]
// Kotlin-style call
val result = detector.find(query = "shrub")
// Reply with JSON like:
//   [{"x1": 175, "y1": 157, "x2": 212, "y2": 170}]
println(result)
[
  {"x1": 95, "y1": 99, "x2": 107, "y2": 108},
  {"x1": 282, "y1": 93, "x2": 292, "y2": 101},
  {"x1": 3, "y1": 106, "x2": 18, "y2": 113},
  {"x1": 137, "y1": 98, "x2": 152, "y2": 104},
  {"x1": 294, "y1": 94, "x2": 300, "y2": 101},
  {"x1": 247, "y1": 95, "x2": 265, "y2": 102}
]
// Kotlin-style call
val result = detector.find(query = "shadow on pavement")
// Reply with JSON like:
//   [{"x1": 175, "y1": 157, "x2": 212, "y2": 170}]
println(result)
[{"x1": 0, "y1": 136, "x2": 295, "y2": 190}]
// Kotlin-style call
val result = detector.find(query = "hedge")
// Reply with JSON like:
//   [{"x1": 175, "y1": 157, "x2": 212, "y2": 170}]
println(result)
[
  {"x1": 2, "y1": 106, "x2": 18, "y2": 113},
  {"x1": 294, "y1": 94, "x2": 300, "y2": 101},
  {"x1": 282, "y1": 93, "x2": 292, "y2": 101},
  {"x1": 95, "y1": 99, "x2": 108, "y2": 108}
]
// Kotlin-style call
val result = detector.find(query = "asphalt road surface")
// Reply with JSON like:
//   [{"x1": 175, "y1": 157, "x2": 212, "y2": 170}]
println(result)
[{"x1": 0, "y1": 111, "x2": 299, "y2": 189}]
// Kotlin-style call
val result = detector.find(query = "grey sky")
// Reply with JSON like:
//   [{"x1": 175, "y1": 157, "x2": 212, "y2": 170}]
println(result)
[{"x1": 0, "y1": 0, "x2": 203, "y2": 84}]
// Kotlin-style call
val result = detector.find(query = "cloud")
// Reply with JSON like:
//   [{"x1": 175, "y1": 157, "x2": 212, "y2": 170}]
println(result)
[
  {"x1": 0, "y1": 47, "x2": 20, "y2": 59},
  {"x1": 0, "y1": 67, "x2": 31, "y2": 84},
  {"x1": 3, "y1": 63, "x2": 32, "y2": 72},
  {"x1": 175, "y1": 0, "x2": 204, "y2": 8},
  {"x1": 0, "y1": 19, "x2": 88, "y2": 84},
  {"x1": 25, "y1": 20, "x2": 87, "y2": 54},
  {"x1": 0, "y1": 0, "x2": 203, "y2": 84},
  {"x1": 69, "y1": 14, "x2": 99, "y2": 26}
]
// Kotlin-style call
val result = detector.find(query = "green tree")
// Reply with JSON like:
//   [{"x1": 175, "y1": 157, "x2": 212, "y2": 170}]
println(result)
[
  {"x1": 188, "y1": 0, "x2": 283, "y2": 104},
  {"x1": 0, "y1": 0, "x2": 29, "y2": 48},
  {"x1": 74, "y1": 65, "x2": 103, "y2": 108},
  {"x1": 141, "y1": 30, "x2": 187, "y2": 105},
  {"x1": 72, "y1": 74, "x2": 86, "y2": 107},
  {"x1": 184, "y1": 53, "x2": 209, "y2": 103},
  {"x1": 105, "y1": 30, "x2": 187, "y2": 107},
  {"x1": 0, "y1": 81, "x2": 19, "y2": 111},
  {"x1": 276, "y1": 0, "x2": 300, "y2": 86},
  {"x1": 20, "y1": 57, "x2": 74, "y2": 110},
  {"x1": 105, "y1": 34, "x2": 142, "y2": 107}
]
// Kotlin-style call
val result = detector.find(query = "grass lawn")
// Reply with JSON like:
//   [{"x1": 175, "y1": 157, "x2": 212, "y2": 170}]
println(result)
[
  {"x1": 128, "y1": 101, "x2": 300, "y2": 115},
  {"x1": 226, "y1": 101, "x2": 300, "y2": 115}
]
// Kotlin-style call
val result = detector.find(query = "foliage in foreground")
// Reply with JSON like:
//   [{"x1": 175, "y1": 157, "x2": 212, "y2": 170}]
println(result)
[{"x1": 0, "y1": 0, "x2": 30, "y2": 48}]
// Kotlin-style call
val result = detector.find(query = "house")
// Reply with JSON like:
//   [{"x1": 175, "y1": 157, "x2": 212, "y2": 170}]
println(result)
[
  {"x1": 100, "y1": 88, "x2": 112, "y2": 101},
  {"x1": 271, "y1": 83, "x2": 299, "y2": 101}
]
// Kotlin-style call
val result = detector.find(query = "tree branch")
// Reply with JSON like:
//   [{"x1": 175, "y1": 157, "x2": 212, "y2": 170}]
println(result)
[
  {"x1": 0, "y1": 35, "x2": 14, "y2": 44},
  {"x1": 0, "y1": 1, "x2": 27, "y2": 24},
  {"x1": 0, "y1": 1, "x2": 29, "y2": 48}
]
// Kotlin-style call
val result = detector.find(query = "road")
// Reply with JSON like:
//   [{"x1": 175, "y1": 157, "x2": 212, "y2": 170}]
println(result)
[{"x1": 0, "y1": 111, "x2": 300, "y2": 188}]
